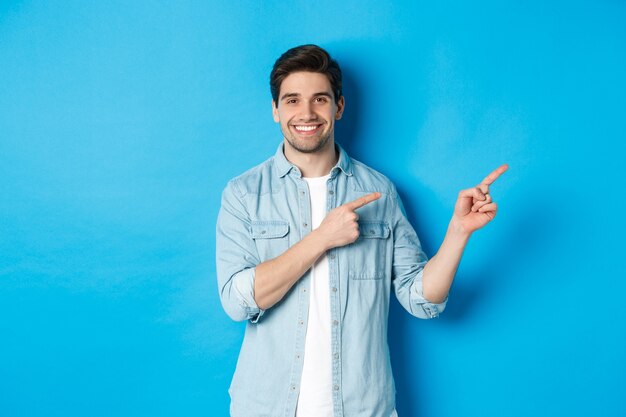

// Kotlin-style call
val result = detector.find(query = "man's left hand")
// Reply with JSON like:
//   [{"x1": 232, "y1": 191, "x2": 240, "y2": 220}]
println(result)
[{"x1": 450, "y1": 164, "x2": 508, "y2": 235}]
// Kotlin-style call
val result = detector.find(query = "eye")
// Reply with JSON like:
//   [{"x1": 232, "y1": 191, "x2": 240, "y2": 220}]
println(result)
[
  {"x1": 314, "y1": 97, "x2": 328, "y2": 104},
  {"x1": 287, "y1": 98, "x2": 298, "y2": 104}
]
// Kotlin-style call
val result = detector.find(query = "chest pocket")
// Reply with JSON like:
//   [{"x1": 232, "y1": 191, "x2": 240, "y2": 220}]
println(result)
[
  {"x1": 349, "y1": 220, "x2": 390, "y2": 280},
  {"x1": 251, "y1": 220, "x2": 290, "y2": 262}
]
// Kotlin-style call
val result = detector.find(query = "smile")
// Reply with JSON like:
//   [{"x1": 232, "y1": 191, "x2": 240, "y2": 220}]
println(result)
[{"x1": 292, "y1": 124, "x2": 322, "y2": 133}]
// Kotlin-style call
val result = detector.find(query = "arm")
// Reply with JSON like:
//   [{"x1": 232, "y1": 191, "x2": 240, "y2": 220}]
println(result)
[
  {"x1": 422, "y1": 164, "x2": 509, "y2": 303},
  {"x1": 254, "y1": 192, "x2": 382, "y2": 310},
  {"x1": 253, "y1": 231, "x2": 327, "y2": 310},
  {"x1": 391, "y1": 193, "x2": 448, "y2": 319},
  {"x1": 216, "y1": 180, "x2": 265, "y2": 322},
  {"x1": 216, "y1": 179, "x2": 382, "y2": 321},
  {"x1": 421, "y1": 222, "x2": 469, "y2": 304}
]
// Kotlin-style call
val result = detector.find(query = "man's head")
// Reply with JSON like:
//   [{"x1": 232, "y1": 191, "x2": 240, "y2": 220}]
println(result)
[
  {"x1": 270, "y1": 44, "x2": 343, "y2": 104},
  {"x1": 270, "y1": 45, "x2": 345, "y2": 155}
]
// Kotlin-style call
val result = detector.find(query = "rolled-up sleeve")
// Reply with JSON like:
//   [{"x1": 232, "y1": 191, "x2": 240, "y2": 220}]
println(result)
[
  {"x1": 216, "y1": 180, "x2": 265, "y2": 323},
  {"x1": 391, "y1": 189, "x2": 448, "y2": 319}
]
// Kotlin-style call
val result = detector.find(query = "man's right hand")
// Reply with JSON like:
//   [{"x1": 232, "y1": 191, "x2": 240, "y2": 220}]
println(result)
[
  {"x1": 253, "y1": 191, "x2": 381, "y2": 310},
  {"x1": 315, "y1": 192, "x2": 382, "y2": 250}
]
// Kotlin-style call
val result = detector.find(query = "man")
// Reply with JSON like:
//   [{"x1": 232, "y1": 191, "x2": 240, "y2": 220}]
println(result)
[{"x1": 216, "y1": 44, "x2": 507, "y2": 417}]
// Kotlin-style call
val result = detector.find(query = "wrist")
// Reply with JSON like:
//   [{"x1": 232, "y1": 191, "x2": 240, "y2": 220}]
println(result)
[
  {"x1": 448, "y1": 217, "x2": 472, "y2": 241},
  {"x1": 305, "y1": 229, "x2": 331, "y2": 254}
]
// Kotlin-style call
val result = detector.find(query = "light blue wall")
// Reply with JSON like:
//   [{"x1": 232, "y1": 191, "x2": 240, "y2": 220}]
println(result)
[{"x1": 1, "y1": 1, "x2": 624, "y2": 416}]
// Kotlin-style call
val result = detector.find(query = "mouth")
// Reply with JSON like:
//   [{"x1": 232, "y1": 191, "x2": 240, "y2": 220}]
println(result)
[{"x1": 291, "y1": 123, "x2": 323, "y2": 136}]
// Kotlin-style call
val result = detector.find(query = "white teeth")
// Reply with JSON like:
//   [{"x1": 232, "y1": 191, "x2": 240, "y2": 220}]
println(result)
[{"x1": 294, "y1": 125, "x2": 318, "y2": 132}]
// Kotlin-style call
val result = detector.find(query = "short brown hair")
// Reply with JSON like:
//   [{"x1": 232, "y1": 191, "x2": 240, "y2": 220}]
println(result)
[{"x1": 270, "y1": 44, "x2": 343, "y2": 104}]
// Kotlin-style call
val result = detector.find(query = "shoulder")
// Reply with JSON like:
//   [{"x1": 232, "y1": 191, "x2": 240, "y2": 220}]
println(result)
[
  {"x1": 223, "y1": 155, "x2": 280, "y2": 198},
  {"x1": 349, "y1": 157, "x2": 398, "y2": 198}
]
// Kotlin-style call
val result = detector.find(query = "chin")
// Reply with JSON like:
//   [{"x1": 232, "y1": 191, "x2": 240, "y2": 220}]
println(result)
[{"x1": 287, "y1": 137, "x2": 330, "y2": 154}]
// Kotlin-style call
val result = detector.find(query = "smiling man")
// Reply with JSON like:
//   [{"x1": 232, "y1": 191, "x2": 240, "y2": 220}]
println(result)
[
  {"x1": 272, "y1": 71, "x2": 341, "y2": 156},
  {"x1": 216, "y1": 44, "x2": 507, "y2": 417}
]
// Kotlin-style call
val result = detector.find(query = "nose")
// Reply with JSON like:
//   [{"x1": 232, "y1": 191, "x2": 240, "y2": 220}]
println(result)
[{"x1": 299, "y1": 101, "x2": 318, "y2": 121}]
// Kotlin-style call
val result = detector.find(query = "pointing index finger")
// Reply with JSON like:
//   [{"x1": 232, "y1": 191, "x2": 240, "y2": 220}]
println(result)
[
  {"x1": 345, "y1": 192, "x2": 382, "y2": 210},
  {"x1": 480, "y1": 164, "x2": 509, "y2": 186}
]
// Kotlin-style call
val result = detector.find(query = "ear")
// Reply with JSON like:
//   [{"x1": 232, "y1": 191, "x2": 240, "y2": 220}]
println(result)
[
  {"x1": 335, "y1": 96, "x2": 345, "y2": 120},
  {"x1": 272, "y1": 100, "x2": 279, "y2": 123}
]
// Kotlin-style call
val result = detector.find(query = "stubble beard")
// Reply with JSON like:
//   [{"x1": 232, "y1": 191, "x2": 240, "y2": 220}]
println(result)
[{"x1": 282, "y1": 125, "x2": 332, "y2": 154}]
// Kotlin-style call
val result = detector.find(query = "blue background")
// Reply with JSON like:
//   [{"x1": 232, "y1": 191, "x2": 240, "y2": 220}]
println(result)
[{"x1": 1, "y1": 1, "x2": 625, "y2": 416}]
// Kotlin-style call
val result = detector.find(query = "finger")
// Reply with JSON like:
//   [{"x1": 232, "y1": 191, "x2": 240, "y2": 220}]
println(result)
[
  {"x1": 480, "y1": 164, "x2": 509, "y2": 186},
  {"x1": 471, "y1": 193, "x2": 492, "y2": 212},
  {"x1": 458, "y1": 187, "x2": 486, "y2": 201},
  {"x1": 345, "y1": 192, "x2": 381, "y2": 210},
  {"x1": 478, "y1": 202, "x2": 498, "y2": 213}
]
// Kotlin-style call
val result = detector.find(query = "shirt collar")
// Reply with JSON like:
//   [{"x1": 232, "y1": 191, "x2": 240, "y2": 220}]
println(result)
[{"x1": 274, "y1": 141, "x2": 353, "y2": 178}]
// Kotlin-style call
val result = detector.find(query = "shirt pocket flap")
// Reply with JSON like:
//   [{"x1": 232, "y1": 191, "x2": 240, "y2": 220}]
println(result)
[
  {"x1": 358, "y1": 220, "x2": 390, "y2": 239},
  {"x1": 251, "y1": 220, "x2": 290, "y2": 239}
]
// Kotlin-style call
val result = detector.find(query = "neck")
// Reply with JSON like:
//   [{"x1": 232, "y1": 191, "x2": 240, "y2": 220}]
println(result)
[{"x1": 283, "y1": 138, "x2": 338, "y2": 177}]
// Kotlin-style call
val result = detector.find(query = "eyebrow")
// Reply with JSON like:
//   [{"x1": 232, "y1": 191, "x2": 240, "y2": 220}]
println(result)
[{"x1": 280, "y1": 92, "x2": 333, "y2": 101}]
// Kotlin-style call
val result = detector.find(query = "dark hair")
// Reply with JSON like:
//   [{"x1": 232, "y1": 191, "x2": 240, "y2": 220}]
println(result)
[{"x1": 270, "y1": 44, "x2": 343, "y2": 104}]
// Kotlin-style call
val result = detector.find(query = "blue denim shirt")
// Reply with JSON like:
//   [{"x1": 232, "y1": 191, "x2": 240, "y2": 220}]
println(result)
[{"x1": 216, "y1": 143, "x2": 448, "y2": 417}]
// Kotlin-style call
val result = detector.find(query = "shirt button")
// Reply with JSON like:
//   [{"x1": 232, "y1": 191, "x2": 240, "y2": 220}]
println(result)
[
  {"x1": 331, "y1": 287, "x2": 337, "y2": 293},
  {"x1": 333, "y1": 385, "x2": 339, "y2": 391},
  {"x1": 303, "y1": 222, "x2": 308, "y2": 227},
  {"x1": 329, "y1": 190, "x2": 334, "y2": 195},
  {"x1": 299, "y1": 320, "x2": 304, "y2": 325},
  {"x1": 333, "y1": 320, "x2": 338, "y2": 326},
  {"x1": 370, "y1": 230, "x2": 375, "y2": 235},
  {"x1": 334, "y1": 352, "x2": 339, "y2": 359},
  {"x1": 291, "y1": 385, "x2": 296, "y2": 390}
]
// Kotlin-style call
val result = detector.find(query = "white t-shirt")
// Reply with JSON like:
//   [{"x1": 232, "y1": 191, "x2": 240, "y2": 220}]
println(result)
[
  {"x1": 295, "y1": 175, "x2": 400, "y2": 417},
  {"x1": 296, "y1": 174, "x2": 333, "y2": 417}
]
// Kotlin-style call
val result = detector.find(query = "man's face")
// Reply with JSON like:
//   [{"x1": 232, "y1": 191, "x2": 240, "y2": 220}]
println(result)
[{"x1": 272, "y1": 71, "x2": 344, "y2": 154}]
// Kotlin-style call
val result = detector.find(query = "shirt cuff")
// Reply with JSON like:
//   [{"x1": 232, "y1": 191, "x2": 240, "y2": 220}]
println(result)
[
  {"x1": 232, "y1": 267, "x2": 265, "y2": 323},
  {"x1": 412, "y1": 277, "x2": 448, "y2": 319}
]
